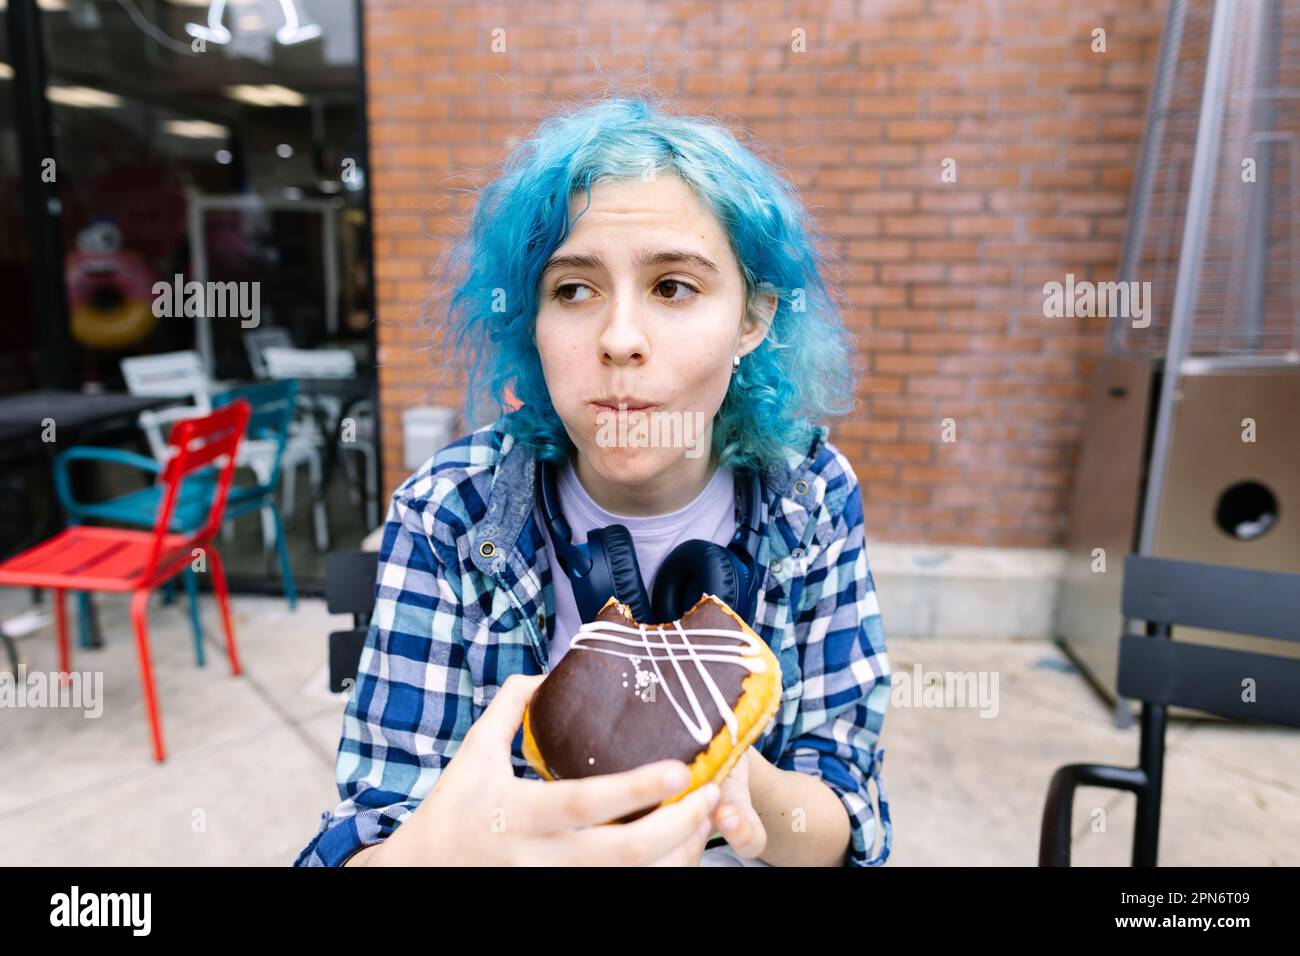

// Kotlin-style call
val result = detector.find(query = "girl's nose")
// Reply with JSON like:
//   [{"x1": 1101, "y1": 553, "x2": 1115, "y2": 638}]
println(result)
[{"x1": 597, "y1": 293, "x2": 650, "y2": 365}]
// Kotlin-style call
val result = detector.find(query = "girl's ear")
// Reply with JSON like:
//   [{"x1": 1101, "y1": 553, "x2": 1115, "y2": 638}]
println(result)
[{"x1": 740, "y1": 283, "x2": 778, "y2": 354}]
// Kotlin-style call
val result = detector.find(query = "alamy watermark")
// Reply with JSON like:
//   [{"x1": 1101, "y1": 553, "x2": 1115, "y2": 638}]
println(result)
[
  {"x1": 151, "y1": 274, "x2": 261, "y2": 328},
  {"x1": 889, "y1": 663, "x2": 1000, "y2": 718},
  {"x1": 50, "y1": 886, "x2": 150, "y2": 936},
  {"x1": 1042, "y1": 273, "x2": 1151, "y2": 328},
  {"x1": 594, "y1": 405, "x2": 708, "y2": 459},
  {"x1": 0, "y1": 665, "x2": 103, "y2": 718}
]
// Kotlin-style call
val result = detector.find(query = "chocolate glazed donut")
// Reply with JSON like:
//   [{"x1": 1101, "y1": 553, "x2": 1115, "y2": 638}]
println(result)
[{"x1": 522, "y1": 593, "x2": 782, "y2": 823}]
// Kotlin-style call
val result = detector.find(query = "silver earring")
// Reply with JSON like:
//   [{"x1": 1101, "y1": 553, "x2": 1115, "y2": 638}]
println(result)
[{"x1": 732, "y1": 354, "x2": 741, "y2": 374}]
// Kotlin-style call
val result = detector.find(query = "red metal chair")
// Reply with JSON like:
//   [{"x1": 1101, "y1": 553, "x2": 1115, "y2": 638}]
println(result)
[{"x1": 0, "y1": 400, "x2": 251, "y2": 763}]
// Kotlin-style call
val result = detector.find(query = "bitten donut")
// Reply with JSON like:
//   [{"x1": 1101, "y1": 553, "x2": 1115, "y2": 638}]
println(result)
[{"x1": 522, "y1": 592, "x2": 782, "y2": 823}]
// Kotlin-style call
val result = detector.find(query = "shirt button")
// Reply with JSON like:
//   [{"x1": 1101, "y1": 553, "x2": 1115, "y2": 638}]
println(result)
[
  {"x1": 479, "y1": 540, "x2": 496, "y2": 558},
  {"x1": 793, "y1": 479, "x2": 809, "y2": 496},
  {"x1": 769, "y1": 559, "x2": 785, "y2": 574},
  {"x1": 791, "y1": 547, "x2": 804, "y2": 559},
  {"x1": 536, "y1": 611, "x2": 546, "y2": 633}
]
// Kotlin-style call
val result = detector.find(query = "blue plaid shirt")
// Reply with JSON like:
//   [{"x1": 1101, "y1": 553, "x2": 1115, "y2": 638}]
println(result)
[{"x1": 295, "y1": 409, "x2": 893, "y2": 866}]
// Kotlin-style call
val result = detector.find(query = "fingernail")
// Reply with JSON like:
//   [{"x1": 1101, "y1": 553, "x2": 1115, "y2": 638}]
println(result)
[
  {"x1": 719, "y1": 809, "x2": 739, "y2": 830},
  {"x1": 700, "y1": 783, "x2": 720, "y2": 808}
]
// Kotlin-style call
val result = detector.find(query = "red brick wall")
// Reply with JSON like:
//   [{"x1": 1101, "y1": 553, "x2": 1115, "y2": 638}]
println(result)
[{"x1": 363, "y1": 0, "x2": 1167, "y2": 547}]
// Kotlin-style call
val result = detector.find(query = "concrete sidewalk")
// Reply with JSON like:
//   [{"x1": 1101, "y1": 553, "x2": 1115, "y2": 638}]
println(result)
[{"x1": 0, "y1": 590, "x2": 1296, "y2": 866}]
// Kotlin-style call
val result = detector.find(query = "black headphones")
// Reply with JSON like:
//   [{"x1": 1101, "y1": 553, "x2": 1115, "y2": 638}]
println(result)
[{"x1": 536, "y1": 455, "x2": 765, "y2": 627}]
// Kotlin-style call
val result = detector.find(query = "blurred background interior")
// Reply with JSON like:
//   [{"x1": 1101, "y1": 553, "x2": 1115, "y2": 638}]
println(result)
[{"x1": 0, "y1": 0, "x2": 419, "y2": 598}]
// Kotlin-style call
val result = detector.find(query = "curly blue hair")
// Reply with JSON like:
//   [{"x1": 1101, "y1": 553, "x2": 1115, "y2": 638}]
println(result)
[{"x1": 428, "y1": 92, "x2": 859, "y2": 472}]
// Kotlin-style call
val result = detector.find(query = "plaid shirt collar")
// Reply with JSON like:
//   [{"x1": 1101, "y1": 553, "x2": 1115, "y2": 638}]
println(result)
[{"x1": 464, "y1": 422, "x2": 829, "y2": 674}]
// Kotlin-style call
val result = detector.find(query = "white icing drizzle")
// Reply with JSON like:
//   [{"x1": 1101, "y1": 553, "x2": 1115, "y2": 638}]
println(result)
[{"x1": 567, "y1": 607, "x2": 768, "y2": 747}]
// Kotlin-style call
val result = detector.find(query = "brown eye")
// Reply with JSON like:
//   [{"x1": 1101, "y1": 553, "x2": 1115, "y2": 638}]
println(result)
[
  {"x1": 655, "y1": 279, "x2": 698, "y2": 302},
  {"x1": 553, "y1": 282, "x2": 593, "y2": 303}
]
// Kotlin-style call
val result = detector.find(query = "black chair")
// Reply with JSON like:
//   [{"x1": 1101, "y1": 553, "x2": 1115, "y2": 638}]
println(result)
[
  {"x1": 0, "y1": 468, "x2": 43, "y2": 670},
  {"x1": 324, "y1": 550, "x2": 379, "y2": 693},
  {"x1": 1040, "y1": 554, "x2": 1300, "y2": 866},
  {"x1": 0, "y1": 620, "x2": 17, "y2": 676}
]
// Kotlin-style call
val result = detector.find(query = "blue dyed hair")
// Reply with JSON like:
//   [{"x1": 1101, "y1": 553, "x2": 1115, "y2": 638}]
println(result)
[{"x1": 429, "y1": 93, "x2": 859, "y2": 472}]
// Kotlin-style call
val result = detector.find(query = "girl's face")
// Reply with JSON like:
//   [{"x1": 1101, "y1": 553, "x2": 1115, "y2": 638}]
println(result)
[{"x1": 534, "y1": 173, "x2": 772, "y2": 513}]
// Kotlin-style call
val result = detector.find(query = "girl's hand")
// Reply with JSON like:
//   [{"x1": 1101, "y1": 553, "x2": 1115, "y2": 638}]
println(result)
[
  {"x1": 712, "y1": 748, "x2": 768, "y2": 859},
  {"x1": 369, "y1": 674, "x2": 720, "y2": 866}
]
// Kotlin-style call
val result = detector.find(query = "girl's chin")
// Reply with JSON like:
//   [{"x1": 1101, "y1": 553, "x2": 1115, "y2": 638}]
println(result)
[{"x1": 577, "y1": 445, "x2": 683, "y2": 481}]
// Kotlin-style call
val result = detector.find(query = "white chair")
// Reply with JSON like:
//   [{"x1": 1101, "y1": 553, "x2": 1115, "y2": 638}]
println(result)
[
  {"x1": 120, "y1": 350, "x2": 214, "y2": 463},
  {"x1": 278, "y1": 409, "x2": 331, "y2": 552},
  {"x1": 263, "y1": 347, "x2": 353, "y2": 440},
  {"x1": 242, "y1": 335, "x2": 333, "y2": 550},
  {"x1": 243, "y1": 327, "x2": 294, "y2": 380},
  {"x1": 267, "y1": 348, "x2": 380, "y2": 533},
  {"x1": 338, "y1": 399, "x2": 380, "y2": 531},
  {"x1": 119, "y1": 350, "x2": 326, "y2": 552},
  {"x1": 261, "y1": 347, "x2": 356, "y2": 380}
]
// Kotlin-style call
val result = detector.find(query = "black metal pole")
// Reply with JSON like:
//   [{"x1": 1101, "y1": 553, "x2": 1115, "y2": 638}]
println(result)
[
  {"x1": 6, "y1": 0, "x2": 72, "y2": 390},
  {"x1": 1132, "y1": 620, "x2": 1171, "y2": 866},
  {"x1": 353, "y1": 0, "x2": 383, "y2": 523}
]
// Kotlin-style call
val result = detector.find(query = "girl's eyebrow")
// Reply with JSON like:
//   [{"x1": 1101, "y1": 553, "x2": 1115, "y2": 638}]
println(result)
[{"x1": 541, "y1": 248, "x2": 720, "y2": 280}]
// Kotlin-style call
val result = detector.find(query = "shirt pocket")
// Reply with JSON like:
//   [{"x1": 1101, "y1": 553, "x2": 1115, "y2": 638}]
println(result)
[{"x1": 463, "y1": 590, "x2": 538, "y2": 708}]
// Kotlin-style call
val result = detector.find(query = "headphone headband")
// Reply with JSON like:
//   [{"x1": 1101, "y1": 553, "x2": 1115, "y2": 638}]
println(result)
[{"x1": 535, "y1": 455, "x2": 764, "y2": 625}]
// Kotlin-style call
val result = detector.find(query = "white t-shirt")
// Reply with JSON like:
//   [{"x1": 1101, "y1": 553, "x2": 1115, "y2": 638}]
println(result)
[{"x1": 539, "y1": 456, "x2": 736, "y2": 664}]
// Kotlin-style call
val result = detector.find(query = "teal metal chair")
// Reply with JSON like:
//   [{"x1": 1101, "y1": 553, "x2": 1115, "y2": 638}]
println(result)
[
  {"x1": 211, "y1": 380, "x2": 300, "y2": 610},
  {"x1": 53, "y1": 380, "x2": 300, "y2": 662},
  {"x1": 53, "y1": 446, "x2": 212, "y2": 659}
]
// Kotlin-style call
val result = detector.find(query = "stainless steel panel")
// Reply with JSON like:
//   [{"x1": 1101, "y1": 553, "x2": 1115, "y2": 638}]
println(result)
[
  {"x1": 1055, "y1": 356, "x2": 1156, "y2": 703},
  {"x1": 1057, "y1": 359, "x2": 1300, "y2": 717},
  {"x1": 1151, "y1": 364, "x2": 1300, "y2": 665}
]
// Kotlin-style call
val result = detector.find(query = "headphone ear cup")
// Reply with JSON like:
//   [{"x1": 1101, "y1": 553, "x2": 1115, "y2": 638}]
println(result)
[
  {"x1": 650, "y1": 539, "x2": 740, "y2": 625},
  {"x1": 590, "y1": 524, "x2": 655, "y2": 624}
]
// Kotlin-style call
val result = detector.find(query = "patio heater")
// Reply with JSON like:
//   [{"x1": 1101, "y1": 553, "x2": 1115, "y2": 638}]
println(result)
[{"x1": 1055, "y1": 0, "x2": 1300, "y2": 722}]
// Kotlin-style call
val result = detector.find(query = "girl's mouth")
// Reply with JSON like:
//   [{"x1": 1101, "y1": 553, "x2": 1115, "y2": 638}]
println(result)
[{"x1": 589, "y1": 401, "x2": 658, "y2": 413}]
